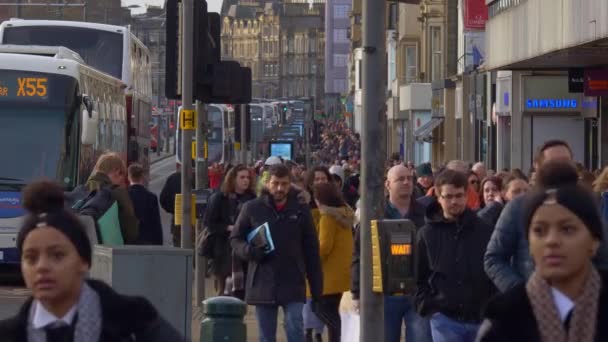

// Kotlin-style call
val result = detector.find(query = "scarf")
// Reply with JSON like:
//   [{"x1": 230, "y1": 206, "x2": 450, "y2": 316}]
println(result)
[
  {"x1": 27, "y1": 282, "x2": 103, "y2": 342},
  {"x1": 526, "y1": 267, "x2": 601, "y2": 342}
]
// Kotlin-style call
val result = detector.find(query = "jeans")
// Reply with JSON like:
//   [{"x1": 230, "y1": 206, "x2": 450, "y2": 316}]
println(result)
[
  {"x1": 256, "y1": 302, "x2": 305, "y2": 342},
  {"x1": 384, "y1": 295, "x2": 432, "y2": 342},
  {"x1": 430, "y1": 313, "x2": 480, "y2": 342}
]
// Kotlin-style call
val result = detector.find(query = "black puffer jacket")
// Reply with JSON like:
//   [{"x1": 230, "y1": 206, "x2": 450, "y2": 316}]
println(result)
[
  {"x1": 230, "y1": 189, "x2": 323, "y2": 305},
  {"x1": 415, "y1": 201, "x2": 496, "y2": 322},
  {"x1": 204, "y1": 190, "x2": 256, "y2": 277},
  {"x1": 0, "y1": 279, "x2": 184, "y2": 342}
]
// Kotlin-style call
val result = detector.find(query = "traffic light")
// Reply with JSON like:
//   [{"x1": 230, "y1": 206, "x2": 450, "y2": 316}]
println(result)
[
  {"x1": 166, "y1": 0, "x2": 252, "y2": 103},
  {"x1": 166, "y1": 0, "x2": 218, "y2": 100},
  {"x1": 165, "y1": 0, "x2": 180, "y2": 99}
]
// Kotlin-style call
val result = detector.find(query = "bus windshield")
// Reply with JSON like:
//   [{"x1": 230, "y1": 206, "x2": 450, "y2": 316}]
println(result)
[
  {"x1": 0, "y1": 70, "x2": 79, "y2": 186},
  {"x1": 2, "y1": 26, "x2": 124, "y2": 79}
]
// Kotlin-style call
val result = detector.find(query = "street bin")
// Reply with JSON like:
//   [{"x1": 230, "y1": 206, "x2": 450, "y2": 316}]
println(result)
[
  {"x1": 200, "y1": 296, "x2": 247, "y2": 342},
  {"x1": 90, "y1": 246, "x2": 193, "y2": 340}
]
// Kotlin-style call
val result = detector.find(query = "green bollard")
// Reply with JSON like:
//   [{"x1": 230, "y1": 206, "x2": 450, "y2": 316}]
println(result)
[{"x1": 200, "y1": 296, "x2": 247, "y2": 342}]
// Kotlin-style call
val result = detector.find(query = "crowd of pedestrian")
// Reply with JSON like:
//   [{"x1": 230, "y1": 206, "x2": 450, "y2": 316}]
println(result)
[{"x1": 5, "y1": 115, "x2": 608, "y2": 342}]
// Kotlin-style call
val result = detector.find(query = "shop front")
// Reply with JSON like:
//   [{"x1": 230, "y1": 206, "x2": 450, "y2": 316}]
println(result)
[
  {"x1": 513, "y1": 74, "x2": 598, "y2": 172},
  {"x1": 399, "y1": 83, "x2": 433, "y2": 163}
]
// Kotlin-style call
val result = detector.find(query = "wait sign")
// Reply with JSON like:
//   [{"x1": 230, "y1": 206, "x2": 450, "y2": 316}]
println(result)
[{"x1": 390, "y1": 243, "x2": 412, "y2": 256}]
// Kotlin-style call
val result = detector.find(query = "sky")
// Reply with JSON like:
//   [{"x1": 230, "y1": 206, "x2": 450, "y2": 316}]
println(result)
[{"x1": 121, "y1": 0, "x2": 223, "y2": 15}]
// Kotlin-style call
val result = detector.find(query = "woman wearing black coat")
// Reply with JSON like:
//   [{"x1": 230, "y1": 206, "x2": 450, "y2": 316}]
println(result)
[
  {"x1": 0, "y1": 181, "x2": 183, "y2": 342},
  {"x1": 203, "y1": 164, "x2": 256, "y2": 296},
  {"x1": 477, "y1": 161, "x2": 608, "y2": 342}
]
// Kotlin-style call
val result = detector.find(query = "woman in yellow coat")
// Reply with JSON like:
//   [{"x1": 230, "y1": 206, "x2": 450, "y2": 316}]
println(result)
[{"x1": 312, "y1": 182, "x2": 354, "y2": 342}]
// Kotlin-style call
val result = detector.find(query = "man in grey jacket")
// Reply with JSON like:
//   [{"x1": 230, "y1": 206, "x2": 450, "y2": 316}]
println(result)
[{"x1": 484, "y1": 139, "x2": 608, "y2": 292}]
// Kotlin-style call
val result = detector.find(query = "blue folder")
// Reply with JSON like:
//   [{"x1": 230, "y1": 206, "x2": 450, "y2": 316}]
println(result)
[{"x1": 247, "y1": 222, "x2": 275, "y2": 254}]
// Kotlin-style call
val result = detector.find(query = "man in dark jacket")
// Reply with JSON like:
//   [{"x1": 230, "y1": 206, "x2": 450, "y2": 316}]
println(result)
[
  {"x1": 351, "y1": 164, "x2": 432, "y2": 342},
  {"x1": 484, "y1": 140, "x2": 608, "y2": 292},
  {"x1": 230, "y1": 164, "x2": 322, "y2": 342},
  {"x1": 159, "y1": 163, "x2": 195, "y2": 247},
  {"x1": 414, "y1": 163, "x2": 433, "y2": 199},
  {"x1": 128, "y1": 164, "x2": 163, "y2": 245},
  {"x1": 86, "y1": 152, "x2": 139, "y2": 244},
  {"x1": 415, "y1": 169, "x2": 495, "y2": 342}
]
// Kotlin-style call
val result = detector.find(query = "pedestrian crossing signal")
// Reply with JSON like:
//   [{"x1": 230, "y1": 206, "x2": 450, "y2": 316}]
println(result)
[{"x1": 390, "y1": 244, "x2": 411, "y2": 256}]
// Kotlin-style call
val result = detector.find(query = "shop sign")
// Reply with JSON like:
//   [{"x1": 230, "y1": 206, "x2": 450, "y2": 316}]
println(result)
[
  {"x1": 584, "y1": 69, "x2": 608, "y2": 96},
  {"x1": 568, "y1": 68, "x2": 584, "y2": 93},
  {"x1": 464, "y1": 0, "x2": 488, "y2": 29},
  {"x1": 524, "y1": 97, "x2": 597, "y2": 111}
]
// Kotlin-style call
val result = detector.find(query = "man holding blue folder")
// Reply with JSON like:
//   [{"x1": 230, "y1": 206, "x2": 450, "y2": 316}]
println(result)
[{"x1": 231, "y1": 164, "x2": 323, "y2": 342}]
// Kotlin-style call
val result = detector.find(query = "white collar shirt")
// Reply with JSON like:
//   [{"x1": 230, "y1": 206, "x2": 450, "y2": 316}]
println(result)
[
  {"x1": 551, "y1": 287, "x2": 575, "y2": 323},
  {"x1": 32, "y1": 300, "x2": 78, "y2": 329}
]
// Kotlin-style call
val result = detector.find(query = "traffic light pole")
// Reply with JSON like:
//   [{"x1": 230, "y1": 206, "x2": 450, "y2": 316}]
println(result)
[
  {"x1": 180, "y1": 0, "x2": 194, "y2": 249},
  {"x1": 360, "y1": 0, "x2": 386, "y2": 339},
  {"x1": 194, "y1": 100, "x2": 208, "y2": 306},
  {"x1": 240, "y1": 105, "x2": 247, "y2": 164}
]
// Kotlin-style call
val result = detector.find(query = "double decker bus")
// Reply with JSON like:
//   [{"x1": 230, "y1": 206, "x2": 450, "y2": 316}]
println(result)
[
  {"x1": 0, "y1": 19, "x2": 152, "y2": 173},
  {"x1": 0, "y1": 46, "x2": 127, "y2": 264}
]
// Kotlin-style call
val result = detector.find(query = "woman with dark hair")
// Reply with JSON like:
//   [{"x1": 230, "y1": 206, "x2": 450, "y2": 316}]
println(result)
[
  {"x1": 203, "y1": 164, "x2": 256, "y2": 296},
  {"x1": 0, "y1": 181, "x2": 183, "y2": 342},
  {"x1": 477, "y1": 161, "x2": 608, "y2": 341},
  {"x1": 311, "y1": 182, "x2": 354, "y2": 342},
  {"x1": 468, "y1": 171, "x2": 481, "y2": 193},
  {"x1": 503, "y1": 173, "x2": 530, "y2": 203},
  {"x1": 477, "y1": 176, "x2": 504, "y2": 227},
  {"x1": 480, "y1": 177, "x2": 504, "y2": 209},
  {"x1": 303, "y1": 166, "x2": 333, "y2": 342}
]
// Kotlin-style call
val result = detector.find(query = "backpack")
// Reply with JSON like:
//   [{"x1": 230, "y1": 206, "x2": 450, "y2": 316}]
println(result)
[{"x1": 70, "y1": 185, "x2": 124, "y2": 246}]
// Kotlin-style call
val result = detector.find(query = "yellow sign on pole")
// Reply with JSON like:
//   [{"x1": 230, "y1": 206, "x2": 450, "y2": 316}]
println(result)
[
  {"x1": 174, "y1": 194, "x2": 197, "y2": 226},
  {"x1": 191, "y1": 141, "x2": 208, "y2": 160},
  {"x1": 235, "y1": 142, "x2": 241, "y2": 151},
  {"x1": 180, "y1": 109, "x2": 196, "y2": 130}
]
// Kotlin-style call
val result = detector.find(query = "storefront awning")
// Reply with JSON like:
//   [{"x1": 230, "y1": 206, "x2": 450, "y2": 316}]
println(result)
[{"x1": 414, "y1": 117, "x2": 444, "y2": 141}]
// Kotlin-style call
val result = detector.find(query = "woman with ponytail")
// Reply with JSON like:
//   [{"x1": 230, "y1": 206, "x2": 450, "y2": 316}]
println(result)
[{"x1": 0, "y1": 181, "x2": 183, "y2": 342}]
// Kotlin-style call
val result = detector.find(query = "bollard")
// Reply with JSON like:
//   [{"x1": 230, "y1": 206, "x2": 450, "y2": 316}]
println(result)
[{"x1": 200, "y1": 296, "x2": 247, "y2": 342}]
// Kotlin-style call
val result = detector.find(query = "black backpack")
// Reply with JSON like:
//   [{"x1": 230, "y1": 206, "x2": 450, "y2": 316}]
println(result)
[
  {"x1": 67, "y1": 185, "x2": 120, "y2": 244},
  {"x1": 68, "y1": 185, "x2": 116, "y2": 219}
]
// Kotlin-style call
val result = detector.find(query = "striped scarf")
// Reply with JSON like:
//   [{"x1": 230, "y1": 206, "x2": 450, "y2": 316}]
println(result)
[
  {"x1": 526, "y1": 267, "x2": 601, "y2": 342},
  {"x1": 28, "y1": 282, "x2": 102, "y2": 342}
]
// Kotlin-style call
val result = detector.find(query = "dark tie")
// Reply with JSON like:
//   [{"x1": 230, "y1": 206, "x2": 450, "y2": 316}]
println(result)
[
  {"x1": 45, "y1": 324, "x2": 74, "y2": 342},
  {"x1": 44, "y1": 314, "x2": 77, "y2": 342},
  {"x1": 564, "y1": 310, "x2": 573, "y2": 332}
]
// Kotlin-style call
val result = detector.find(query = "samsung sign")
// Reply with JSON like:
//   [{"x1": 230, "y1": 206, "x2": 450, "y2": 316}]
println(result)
[{"x1": 526, "y1": 98, "x2": 578, "y2": 109}]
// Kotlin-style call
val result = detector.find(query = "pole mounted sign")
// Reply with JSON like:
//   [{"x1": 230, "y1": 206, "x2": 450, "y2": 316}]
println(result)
[{"x1": 180, "y1": 109, "x2": 196, "y2": 130}]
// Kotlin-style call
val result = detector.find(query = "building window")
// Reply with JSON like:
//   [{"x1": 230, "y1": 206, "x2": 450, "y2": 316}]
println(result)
[
  {"x1": 405, "y1": 45, "x2": 418, "y2": 84},
  {"x1": 333, "y1": 29, "x2": 348, "y2": 43},
  {"x1": 333, "y1": 54, "x2": 348, "y2": 68},
  {"x1": 333, "y1": 79, "x2": 347, "y2": 93},
  {"x1": 430, "y1": 26, "x2": 443, "y2": 82},
  {"x1": 334, "y1": 5, "x2": 350, "y2": 19}
]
